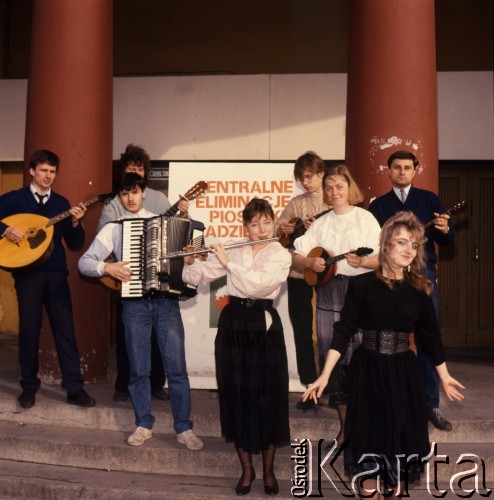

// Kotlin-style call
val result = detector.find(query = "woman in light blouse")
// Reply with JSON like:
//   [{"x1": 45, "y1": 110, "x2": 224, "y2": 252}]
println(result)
[{"x1": 183, "y1": 198, "x2": 291, "y2": 496}]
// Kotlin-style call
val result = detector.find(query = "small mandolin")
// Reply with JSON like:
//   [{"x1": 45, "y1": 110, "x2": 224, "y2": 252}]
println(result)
[
  {"x1": 303, "y1": 246, "x2": 374, "y2": 287},
  {"x1": 423, "y1": 201, "x2": 468, "y2": 229},
  {"x1": 279, "y1": 208, "x2": 332, "y2": 248}
]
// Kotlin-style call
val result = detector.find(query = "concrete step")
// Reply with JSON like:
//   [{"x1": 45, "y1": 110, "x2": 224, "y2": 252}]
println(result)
[
  {"x1": 0, "y1": 386, "x2": 492, "y2": 444},
  {"x1": 0, "y1": 459, "x2": 295, "y2": 500},
  {"x1": 0, "y1": 420, "x2": 291, "y2": 479},
  {"x1": 0, "y1": 447, "x2": 492, "y2": 500},
  {"x1": 3, "y1": 459, "x2": 487, "y2": 500},
  {"x1": 0, "y1": 421, "x2": 493, "y2": 487}
]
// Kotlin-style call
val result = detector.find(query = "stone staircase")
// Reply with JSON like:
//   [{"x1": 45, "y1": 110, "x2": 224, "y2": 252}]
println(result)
[{"x1": 0, "y1": 333, "x2": 493, "y2": 499}]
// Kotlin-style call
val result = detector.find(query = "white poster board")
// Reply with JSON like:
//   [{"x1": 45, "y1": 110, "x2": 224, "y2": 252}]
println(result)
[{"x1": 168, "y1": 162, "x2": 305, "y2": 391}]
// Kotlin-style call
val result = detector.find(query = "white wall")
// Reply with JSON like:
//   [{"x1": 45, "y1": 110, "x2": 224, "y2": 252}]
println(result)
[
  {"x1": 0, "y1": 79, "x2": 27, "y2": 161},
  {"x1": 1, "y1": 71, "x2": 492, "y2": 162},
  {"x1": 437, "y1": 72, "x2": 494, "y2": 160}
]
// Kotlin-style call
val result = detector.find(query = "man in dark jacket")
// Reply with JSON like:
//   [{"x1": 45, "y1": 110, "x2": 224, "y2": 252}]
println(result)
[{"x1": 0, "y1": 149, "x2": 95, "y2": 409}]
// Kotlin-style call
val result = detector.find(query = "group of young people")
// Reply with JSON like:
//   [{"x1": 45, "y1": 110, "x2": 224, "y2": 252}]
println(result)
[
  {"x1": 283, "y1": 150, "x2": 460, "y2": 419},
  {"x1": 0, "y1": 146, "x2": 465, "y2": 497}
]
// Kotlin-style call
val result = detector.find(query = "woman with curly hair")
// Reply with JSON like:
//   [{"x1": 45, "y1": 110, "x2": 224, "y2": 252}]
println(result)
[{"x1": 303, "y1": 211, "x2": 464, "y2": 498}]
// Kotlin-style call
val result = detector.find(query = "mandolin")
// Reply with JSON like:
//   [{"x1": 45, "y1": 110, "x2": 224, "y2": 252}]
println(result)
[
  {"x1": 0, "y1": 193, "x2": 114, "y2": 271},
  {"x1": 423, "y1": 201, "x2": 468, "y2": 229},
  {"x1": 303, "y1": 246, "x2": 374, "y2": 287},
  {"x1": 279, "y1": 208, "x2": 332, "y2": 249},
  {"x1": 99, "y1": 181, "x2": 208, "y2": 291}
]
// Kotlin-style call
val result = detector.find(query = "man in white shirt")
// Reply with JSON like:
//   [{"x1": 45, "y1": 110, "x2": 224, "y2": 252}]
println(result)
[{"x1": 79, "y1": 173, "x2": 203, "y2": 451}]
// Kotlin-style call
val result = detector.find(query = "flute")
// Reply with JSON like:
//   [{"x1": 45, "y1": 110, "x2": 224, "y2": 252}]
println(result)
[{"x1": 160, "y1": 237, "x2": 279, "y2": 260}]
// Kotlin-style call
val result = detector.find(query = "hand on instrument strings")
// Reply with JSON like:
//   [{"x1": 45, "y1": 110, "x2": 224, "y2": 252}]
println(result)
[
  {"x1": 183, "y1": 245, "x2": 206, "y2": 266},
  {"x1": 279, "y1": 221, "x2": 295, "y2": 236},
  {"x1": 433, "y1": 212, "x2": 450, "y2": 234},
  {"x1": 307, "y1": 256, "x2": 325, "y2": 273},
  {"x1": 303, "y1": 214, "x2": 316, "y2": 229},
  {"x1": 177, "y1": 198, "x2": 190, "y2": 217},
  {"x1": 210, "y1": 243, "x2": 229, "y2": 267},
  {"x1": 2, "y1": 226, "x2": 24, "y2": 243},
  {"x1": 70, "y1": 202, "x2": 87, "y2": 227},
  {"x1": 346, "y1": 251, "x2": 364, "y2": 268},
  {"x1": 104, "y1": 261, "x2": 132, "y2": 282}
]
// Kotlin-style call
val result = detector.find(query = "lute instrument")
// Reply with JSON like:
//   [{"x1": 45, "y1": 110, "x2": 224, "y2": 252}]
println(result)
[{"x1": 0, "y1": 193, "x2": 114, "y2": 271}]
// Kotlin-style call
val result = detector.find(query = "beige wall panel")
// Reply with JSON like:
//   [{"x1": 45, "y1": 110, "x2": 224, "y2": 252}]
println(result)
[
  {"x1": 0, "y1": 80, "x2": 27, "y2": 161},
  {"x1": 113, "y1": 75, "x2": 270, "y2": 160},
  {"x1": 269, "y1": 74, "x2": 347, "y2": 160},
  {"x1": 437, "y1": 72, "x2": 494, "y2": 160},
  {"x1": 1, "y1": 72, "x2": 493, "y2": 162}
]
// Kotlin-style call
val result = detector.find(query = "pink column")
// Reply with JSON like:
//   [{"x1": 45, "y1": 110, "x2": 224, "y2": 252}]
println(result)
[
  {"x1": 24, "y1": 0, "x2": 113, "y2": 381},
  {"x1": 345, "y1": 0, "x2": 439, "y2": 206}
]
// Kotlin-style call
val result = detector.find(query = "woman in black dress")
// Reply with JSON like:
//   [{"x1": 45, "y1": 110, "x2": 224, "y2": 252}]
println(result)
[
  {"x1": 183, "y1": 199, "x2": 292, "y2": 496},
  {"x1": 303, "y1": 211, "x2": 464, "y2": 498}
]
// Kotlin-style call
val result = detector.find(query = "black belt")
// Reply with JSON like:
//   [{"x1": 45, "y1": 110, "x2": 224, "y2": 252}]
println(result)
[
  {"x1": 122, "y1": 291, "x2": 180, "y2": 301},
  {"x1": 229, "y1": 296, "x2": 273, "y2": 310},
  {"x1": 362, "y1": 330, "x2": 410, "y2": 355},
  {"x1": 333, "y1": 274, "x2": 346, "y2": 280}
]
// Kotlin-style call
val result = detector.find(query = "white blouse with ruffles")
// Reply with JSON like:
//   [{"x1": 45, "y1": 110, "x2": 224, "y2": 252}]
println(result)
[{"x1": 182, "y1": 240, "x2": 291, "y2": 300}]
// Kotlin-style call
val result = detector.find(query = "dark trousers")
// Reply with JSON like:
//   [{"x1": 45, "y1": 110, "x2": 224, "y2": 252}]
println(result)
[
  {"x1": 114, "y1": 299, "x2": 166, "y2": 393},
  {"x1": 14, "y1": 271, "x2": 84, "y2": 394},
  {"x1": 287, "y1": 277, "x2": 317, "y2": 386}
]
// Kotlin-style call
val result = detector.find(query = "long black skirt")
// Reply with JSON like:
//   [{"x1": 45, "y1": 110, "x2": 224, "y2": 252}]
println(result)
[
  {"x1": 344, "y1": 346, "x2": 430, "y2": 486},
  {"x1": 215, "y1": 300, "x2": 290, "y2": 454}
]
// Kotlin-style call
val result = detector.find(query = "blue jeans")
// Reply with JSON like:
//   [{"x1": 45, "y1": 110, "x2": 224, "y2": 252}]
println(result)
[
  {"x1": 122, "y1": 297, "x2": 192, "y2": 433},
  {"x1": 416, "y1": 270, "x2": 440, "y2": 409}
]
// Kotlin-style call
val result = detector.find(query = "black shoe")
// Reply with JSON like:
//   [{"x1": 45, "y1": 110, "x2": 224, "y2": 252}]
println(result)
[
  {"x1": 18, "y1": 390, "x2": 36, "y2": 409},
  {"x1": 235, "y1": 469, "x2": 255, "y2": 496},
  {"x1": 113, "y1": 390, "x2": 129, "y2": 402},
  {"x1": 151, "y1": 388, "x2": 170, "y2": 401},
  {"x1": 428, "y1": 407, "x2": 452, "y2": 431},
  {"x1": 263, "y1": 475, "x2": 279, "y2": 496},
  {"x1": 296, "y1": 398, "x2": 316, "y2": 411},
  {"x1": 67, "y1": 389, "x2": 96, "y2": 408}
]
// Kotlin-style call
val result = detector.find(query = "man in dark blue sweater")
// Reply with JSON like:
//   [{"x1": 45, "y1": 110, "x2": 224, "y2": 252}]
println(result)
[
  {"x1": 368, "y1": 150, "x2": 455, "y2": 431},
  {"x1": 0, "y1": 149, "x2": 96, "y2": 409}
]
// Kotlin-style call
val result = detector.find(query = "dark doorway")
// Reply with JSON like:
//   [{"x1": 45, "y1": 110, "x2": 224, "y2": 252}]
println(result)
[{"x1": 439, "y1": 162, "x2": 494, "y2": 348}]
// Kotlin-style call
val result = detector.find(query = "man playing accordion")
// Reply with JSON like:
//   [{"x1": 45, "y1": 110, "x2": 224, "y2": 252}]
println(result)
[{"x1": 78, "y1": 173, "x2": 203, "y2": 451}]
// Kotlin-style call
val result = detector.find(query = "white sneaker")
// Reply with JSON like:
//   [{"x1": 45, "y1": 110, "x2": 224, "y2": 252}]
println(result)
[
  {"x1": 127, "y1": 426, "x2": 152, "y2": 446},
  {"x1": 176, "y1": 429, "x2": 204, "y2": 450}
]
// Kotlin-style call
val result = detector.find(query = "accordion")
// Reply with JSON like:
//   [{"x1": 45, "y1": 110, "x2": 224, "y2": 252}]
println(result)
[{"x1": 120, "y1": 215, "x2": 204, "y2": 300}]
